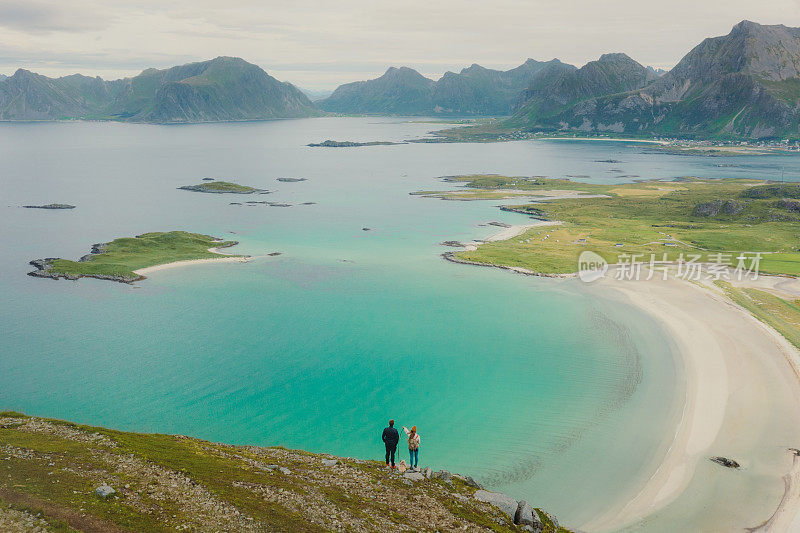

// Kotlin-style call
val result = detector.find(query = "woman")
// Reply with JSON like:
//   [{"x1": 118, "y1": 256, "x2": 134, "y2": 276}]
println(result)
[{"x1": 403, "y1": 425, "x2": 420, "y2": 470}]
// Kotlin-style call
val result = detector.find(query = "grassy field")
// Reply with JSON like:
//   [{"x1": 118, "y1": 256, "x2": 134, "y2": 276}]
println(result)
[
  {"x1": 32, "y1": 231, "x2": 240, "y2": 282},
  {"x1": 0, "y1": 412, "x2": 569, "y2": 532},
  {"x1": 421, "y1": 175, "x2": 800, "y2": 276},
  {"x1": 178, "y1": 181, "x2": 262, "y2": 193},
  {"x1": 716, "y1": 281, "x2": 800, "y2": 350}
]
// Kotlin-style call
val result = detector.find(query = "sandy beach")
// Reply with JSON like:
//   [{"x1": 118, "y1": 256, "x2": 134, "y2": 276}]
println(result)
[
  {"x1": 455, "y1": 221, "x2": 800, "y2": 530},
  {"x1": 133, "y1": 247, "x2": 251, "y2": 276},
  {"x1": 578, "y1": 269, "x2": 800, "y2": 532}
]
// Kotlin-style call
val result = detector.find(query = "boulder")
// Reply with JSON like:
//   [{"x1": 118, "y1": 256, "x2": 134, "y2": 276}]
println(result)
[
  {"x1": 710, "y1": 456, "x2": 740, "y2": 468},
  {"x1": 464, "y1": 476, "x2": 483, "y2": 489},
  {"x1": 322, "y1": 459, "x2": 338, "y2": 467},
  {"x1": 433, "y1": 470, "x2": 451, "y2": 481},
  {"x1": 473, "y1": 490, "x2": 518, "y2": 521},
  {"x1": 515, "y1": 500, "x2": 543, "y2": 530},
  {"x1": 403, "y1": 471, "x2": 424, "y2": 481},
  {"x1": 422, "y1": 467, "x2": 433, "y2": 479},
  {"x1": 279, "y1": 467, "x2": 292, "y2": 475},
  {"x1": 95, "y1": 485, "x2": 115, "y2": 498}
]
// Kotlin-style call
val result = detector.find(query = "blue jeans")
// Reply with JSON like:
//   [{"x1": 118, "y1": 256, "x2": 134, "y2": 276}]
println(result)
[{"x1": 409, "y1": 448, "x2": 418, "y2": 468}]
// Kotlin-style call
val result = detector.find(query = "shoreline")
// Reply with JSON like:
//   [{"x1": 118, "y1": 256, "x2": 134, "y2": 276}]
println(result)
[
  {"x1": 580, "y1": 272, "x2": 800, "y2": 530},
  {"x1": 448, "y1": 228, "x2": 800, "y2": 531},
  {"x1": 133, "y1": 246, "x2": 251, "y2": 276}
]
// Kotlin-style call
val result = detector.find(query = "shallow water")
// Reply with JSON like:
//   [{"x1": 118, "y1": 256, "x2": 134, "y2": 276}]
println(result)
[{"x1": 1, "y1": 118, "x2": 798, "y2": 526}]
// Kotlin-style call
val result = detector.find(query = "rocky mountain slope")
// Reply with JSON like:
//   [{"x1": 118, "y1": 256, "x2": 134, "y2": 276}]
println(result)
[
  {"x1": 508, "y1": 21, "x2": 800, "y2": 139},
  {"x1": 0, "y1": 412, "x2": 569, "y2": 532},
  {"x1": 318, "y1": 59, "x2": 569, "y2": 116},
  {"x1": 0, "y1": 57, "x2": 319, "y2": 123},
  {"x1": 509, "y1": 53, "x2": 657, "y2": 127}
]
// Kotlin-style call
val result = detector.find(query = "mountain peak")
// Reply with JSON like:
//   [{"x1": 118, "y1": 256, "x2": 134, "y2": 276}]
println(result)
[{"x1": 598, "y1": 53, "x2": 634, "y2": 63}]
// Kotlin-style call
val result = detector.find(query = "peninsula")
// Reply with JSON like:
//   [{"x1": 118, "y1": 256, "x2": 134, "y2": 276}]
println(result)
[
  {"x1": 419, "y1": 174, "x2": 800, "y2": 276},
  {"x1": 0, "y1": 412, "x2": 568, "y2": 532},
  {"x1": 28, "y1": 231, "x2": 246, "y2": 283}
]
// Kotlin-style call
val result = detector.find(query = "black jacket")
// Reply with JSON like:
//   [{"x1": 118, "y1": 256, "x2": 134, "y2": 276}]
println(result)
[{"x1": 382, "y1": 426, "x2": 399, "y2": 447}]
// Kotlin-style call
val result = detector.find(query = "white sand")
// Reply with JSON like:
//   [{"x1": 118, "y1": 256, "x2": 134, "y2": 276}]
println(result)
[
  {"x1": 579, "y1": 269, "x2": 800, "y2": 531},
  {"x1": 461, "y1": 220, "x2": 562, "y2": 251},
  {"x1": 133, "y1": 247, "x2": 251, "y2": 276}
]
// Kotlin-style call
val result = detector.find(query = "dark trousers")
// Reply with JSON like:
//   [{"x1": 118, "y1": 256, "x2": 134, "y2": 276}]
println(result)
[{"x1": 385, "y1": 444, "x2": 397, "y2": 466}]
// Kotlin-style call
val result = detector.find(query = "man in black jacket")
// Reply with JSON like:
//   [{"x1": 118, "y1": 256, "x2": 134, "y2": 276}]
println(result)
[{"x1": 382, "y1": 419, "x2": 399, "y2": 468}]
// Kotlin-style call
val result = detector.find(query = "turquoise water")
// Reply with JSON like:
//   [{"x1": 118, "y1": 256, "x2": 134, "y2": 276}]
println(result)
[{"x1": 2, "y1": 118, "x2": 799, "y2": 525}]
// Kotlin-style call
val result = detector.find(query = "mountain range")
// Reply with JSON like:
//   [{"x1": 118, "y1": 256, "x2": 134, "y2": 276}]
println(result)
[
  {"x1": 0, "y1": 57, "x2": 318, "y2": 123},
  {"x1": 2, "y1": 21, "x2": 800, "y2": 138},
  {"x1": 316, "y1": 59, "x2": 570, "y2": 116},
  {"x1": 508, "y1": 21, "x2": 800, "y2": 139}
]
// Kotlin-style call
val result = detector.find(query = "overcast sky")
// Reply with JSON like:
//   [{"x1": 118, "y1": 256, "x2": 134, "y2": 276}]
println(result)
[{"x1": 1, "y1": 0, "x2": 799, "y2": 90}]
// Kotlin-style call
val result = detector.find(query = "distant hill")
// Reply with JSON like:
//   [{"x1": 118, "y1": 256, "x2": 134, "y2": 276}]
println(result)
[
  {"x1": 508, "y1": 21, "x2": 800, "y2": 139},
  {"x1": 319, "y1": 66, "x2": 435, "y2": 115},
  {"x1": 0, "y1": 57, "x2": 320, "y2": 123},
  {"x1": 318, "y1": 59, "x2": 571, "y2": 115}
]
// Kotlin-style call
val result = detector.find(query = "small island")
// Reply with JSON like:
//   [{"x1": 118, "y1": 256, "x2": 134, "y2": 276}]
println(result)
[
  {"x1": 307, "y1": 140, "x2": 402, "y2": 147},
  {"x1": 28, "y1": 231, "x2": 246, "y2": 284},
  {"x1": 23, "y1": 203, "x2": 75, "y2": 209},
  {"x1": 277, "y1": 177, "x2": 307, "y2": 182},
  {"x1": 178, "y1": 181, "x2": 269, "y2": 194}
]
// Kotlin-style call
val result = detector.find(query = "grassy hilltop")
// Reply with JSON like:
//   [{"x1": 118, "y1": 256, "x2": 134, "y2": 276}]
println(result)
[
  {"x1": 418, "y1": 175, "x2": 800, "y2": 277},
  {"x1": 0, "y1": 412, "x2": 568, "y2": 532}
]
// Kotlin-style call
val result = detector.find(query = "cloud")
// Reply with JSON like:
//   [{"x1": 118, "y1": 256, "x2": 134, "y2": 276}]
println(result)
[
  {"x1": 0, "y1": 0, "x2": 114, "y2": 33},
  {"x1": 0, "y1": 0, "x2": 799, "y2": 88}
]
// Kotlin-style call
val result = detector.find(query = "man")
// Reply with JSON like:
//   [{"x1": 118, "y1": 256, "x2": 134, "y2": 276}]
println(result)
[{"x1": 382, "y1": 419, "x2": 399, "y2": 469}]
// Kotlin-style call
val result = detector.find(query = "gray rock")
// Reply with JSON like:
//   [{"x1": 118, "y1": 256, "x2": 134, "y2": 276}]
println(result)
[
  {"x1": 322, "y1": 458, "x2": 338, "y2": 467},
  {"x1": 515, "y1": 500, "x2": 543, "y2": 530},
  {"x1": 433, "y1": 469, "x2": 452, "y2": 481},
  {"x1": 279, "y1": 467, "x2": 292, "y2": 475},
  {"x1": 95, "y1": 485, "x2": 115, "y2": 498},
  {"x1": 403, "y1": 471, "x2": 424, "y2": 481},
  {"x1": 422, "y1": 467, "x2": 433, "y2": 479},
  {"x1": 464, "y1": 475, "x2": 482, "y2": 489},
  {"x1": 710, "y1": 456, "x2": 740, "y2": 468},
  {"x1": 473, "y1": 490, "x2": 518, "y2": 520}
]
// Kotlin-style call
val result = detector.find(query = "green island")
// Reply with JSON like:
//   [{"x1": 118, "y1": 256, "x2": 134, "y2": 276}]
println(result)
[
  {"x1": 307, "y1": 140, "x2": 402, "y2": 147},
  {"x1": 178, "y1": 181, "x2": 267, "y2": 194},
  {"x1": 0, "y1": 412, "x2": 569, "y2": 532},
  {"x1": 28, "y1": 231, "x2": 241, "y2": 283}
]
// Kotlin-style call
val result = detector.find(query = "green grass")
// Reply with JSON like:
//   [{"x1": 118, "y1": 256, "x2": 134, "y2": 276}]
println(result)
[
  {"x1": 0, "y1": 414, "x2": 550, "y2": 532},
  {"x1": 40, "y1": 231, "x2": 240, "y2": 282},
  {"x1": 428, "y1": 175, "x2": 800, "y2": 276},
  {"x1": 716, "y1": 281, "x2": 800, "y2": 350}
]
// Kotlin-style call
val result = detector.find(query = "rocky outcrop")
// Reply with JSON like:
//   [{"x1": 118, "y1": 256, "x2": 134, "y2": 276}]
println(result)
[
  {"x1": 710, "y1": 456, "x2": 741, "y2": 468},
  {"x1": 693, "y1": 199, "x2": 745, "y2": 217}
]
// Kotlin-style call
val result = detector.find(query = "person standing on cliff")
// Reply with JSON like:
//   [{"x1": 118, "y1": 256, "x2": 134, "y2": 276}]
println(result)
[
  {"x1": 382, "y1": 419, "x2": 399, "y2": 469},
  {"x1": 403, "y1": 425, "x2": 420, "y2": 470}
]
